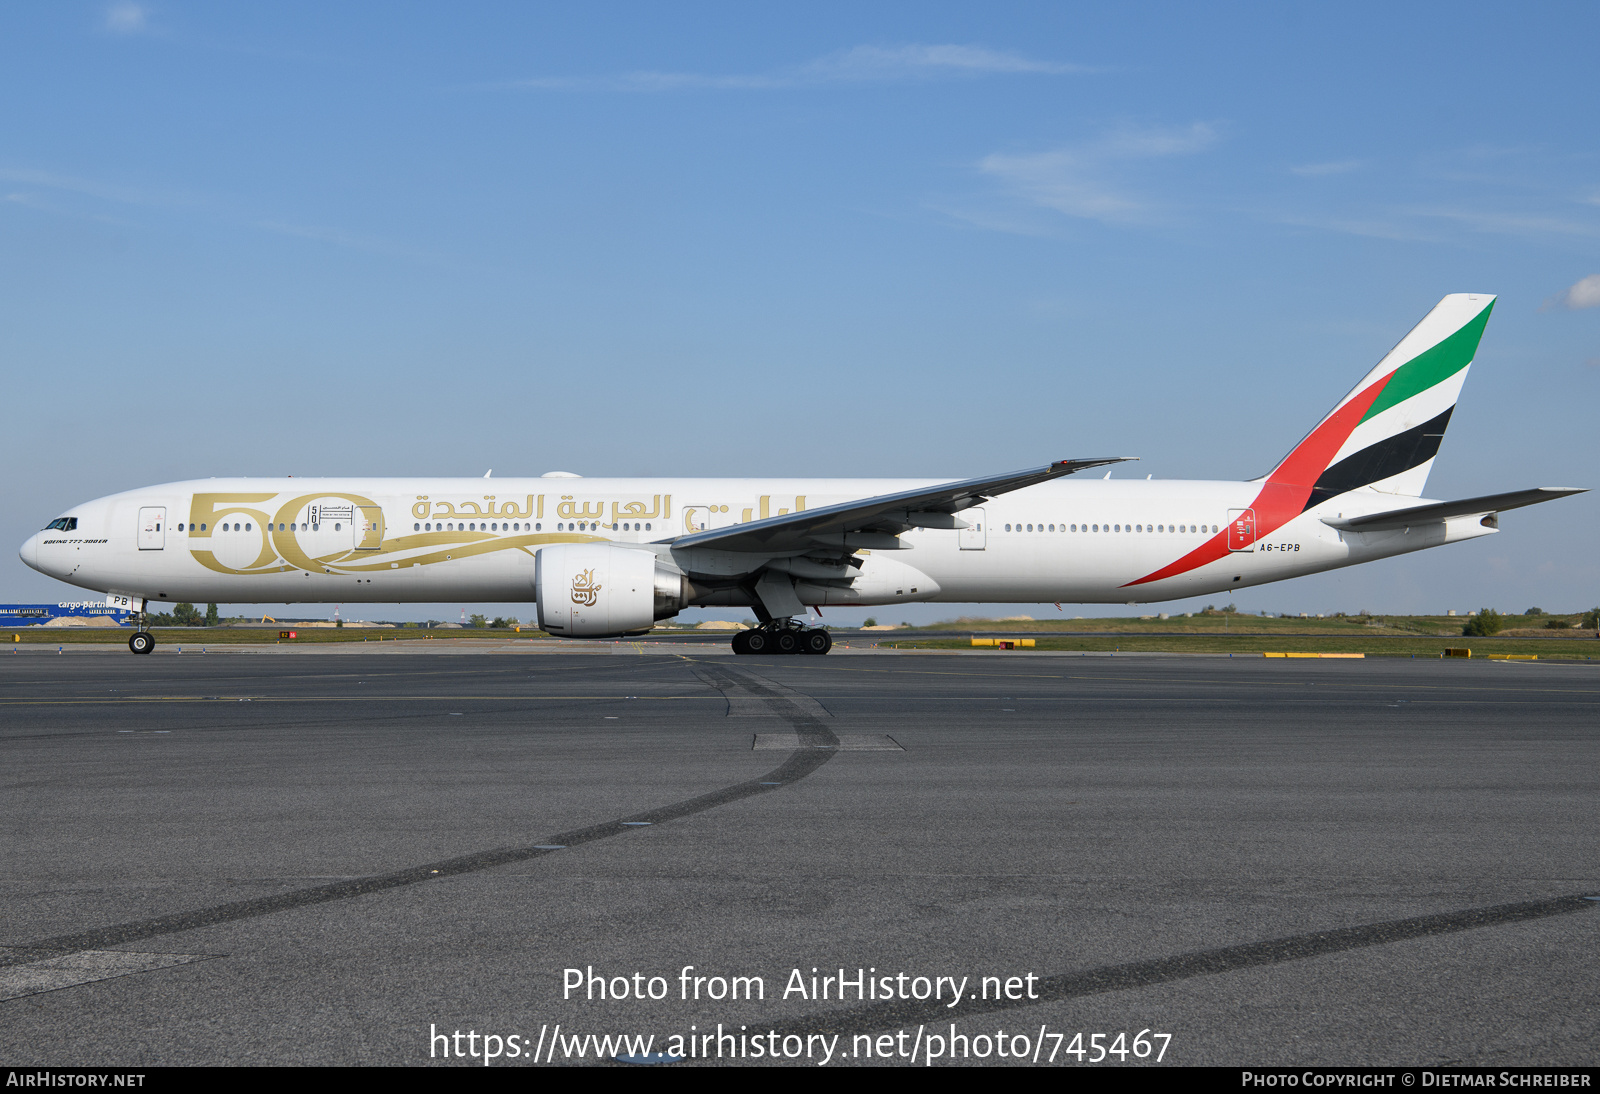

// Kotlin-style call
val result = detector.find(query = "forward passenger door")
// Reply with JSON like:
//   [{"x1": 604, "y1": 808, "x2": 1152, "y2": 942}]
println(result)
[{"x1": 137, "y1": 507, "x2": 166, "y2": 550}]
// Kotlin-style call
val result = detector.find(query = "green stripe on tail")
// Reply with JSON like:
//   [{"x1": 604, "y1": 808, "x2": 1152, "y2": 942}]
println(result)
[{"x1": 1360, "y1": 300, "x2": 1493, "y2": 423}]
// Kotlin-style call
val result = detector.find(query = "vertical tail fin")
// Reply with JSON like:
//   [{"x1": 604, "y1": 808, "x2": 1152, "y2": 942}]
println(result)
[
  {"x1": 1126, "y1": 294, "x2": 1494, "y2": 589},
  {"x1": 1269, "y1": 293, "x2": 1494, "y2": 509}
]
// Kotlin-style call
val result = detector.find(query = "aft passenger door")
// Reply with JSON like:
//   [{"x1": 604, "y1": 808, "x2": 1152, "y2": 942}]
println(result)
[
  {"x1": 137, "y1": 507, "x2": 166, "y2": 550},
  {"x1": 1227, "y1": 508, "x2": 1257, "y2": 552},
  {"x1": 959, "y1": 507, "x2": 987, "y2": 550}
]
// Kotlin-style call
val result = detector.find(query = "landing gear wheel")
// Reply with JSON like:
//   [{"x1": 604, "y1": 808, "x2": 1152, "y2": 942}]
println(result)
[
  {"x1": 802, "y1": 629, "x2": 832, "y2": 655},
  {"x1": 773, "y1": 630, "x2": 800, "y2": 655},
  {"x1": 129, "y1": 631, "x2": 154, "y2": 655},
  {"x1": 731, "y1": 630, "x2": 753, "y2": 655},
  {"x1": 743, "y1": 629, "x2": 769, "y2": 654}
]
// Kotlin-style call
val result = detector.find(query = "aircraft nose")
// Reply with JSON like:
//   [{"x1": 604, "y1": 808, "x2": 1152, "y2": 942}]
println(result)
[{"x1": 19, "y1": 532, "x2": 41, "y2": 572}]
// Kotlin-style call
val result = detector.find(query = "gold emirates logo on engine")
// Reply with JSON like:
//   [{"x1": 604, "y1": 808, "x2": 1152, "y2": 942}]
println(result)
[{"x1": 570, "y1": 568, "x2": 601, "y2": 607}]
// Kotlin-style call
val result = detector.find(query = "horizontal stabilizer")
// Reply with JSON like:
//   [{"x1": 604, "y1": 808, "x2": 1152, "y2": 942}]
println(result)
[
  {"x1": 1321, "y1": 487, "x2": 1586, "y2": 532},
  {"x1": 669, "y1": 456, "x2": 1136, "y2": 555}
]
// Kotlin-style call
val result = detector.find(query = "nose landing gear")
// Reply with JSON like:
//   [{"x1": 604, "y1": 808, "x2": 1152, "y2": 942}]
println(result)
[
  {"x1": 128, "y1": 607, "x2": 154, "y2": 654},
  {"x1": 732, "y1": 620, "x2": 831, "y2": 656}
]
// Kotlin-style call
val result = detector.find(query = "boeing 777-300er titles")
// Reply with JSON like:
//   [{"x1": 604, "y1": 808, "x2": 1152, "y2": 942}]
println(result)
[{"x1": 18, "y1": 294, "x2": 1586, "y2": 655}]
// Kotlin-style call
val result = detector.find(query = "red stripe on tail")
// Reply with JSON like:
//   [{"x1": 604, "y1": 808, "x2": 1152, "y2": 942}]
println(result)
[{"x1": 1123, "y1": 373, "x2": 1391, "y2": 588}]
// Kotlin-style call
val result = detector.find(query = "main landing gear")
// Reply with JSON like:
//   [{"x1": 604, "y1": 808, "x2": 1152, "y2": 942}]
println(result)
[
  {"x1": 128, "y1": 608, "x2": 154, "y2": 654},
  {"x1": 732, "y1": 620, "x2": 832, "y2": 656}
]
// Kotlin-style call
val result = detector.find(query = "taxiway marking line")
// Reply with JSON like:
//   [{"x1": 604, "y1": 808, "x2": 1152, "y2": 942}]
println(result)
[
  {"x1": 765, "y1": 892, "x2": 1600, "y2": 1038},
  {"x1": 1, "y1": 694, "x2": 1595, "y2": 708},
  {"x1": 0, "y1": 695, "x2": 717, "y2": 705}
]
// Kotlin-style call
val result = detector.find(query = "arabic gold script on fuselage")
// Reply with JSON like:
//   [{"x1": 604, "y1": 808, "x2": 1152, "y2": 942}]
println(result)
[
  {"x1": 412, "y1": 495, "x2": 537, "y2": 521},
  {"x1": 408, "y1": 495, "x2": 671, "y2": 524}
]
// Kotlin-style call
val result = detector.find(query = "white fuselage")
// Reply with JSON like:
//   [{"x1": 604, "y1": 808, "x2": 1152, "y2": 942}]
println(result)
[{"x1": 19, "y1": 475, "x2": 1496, "y2": 613}]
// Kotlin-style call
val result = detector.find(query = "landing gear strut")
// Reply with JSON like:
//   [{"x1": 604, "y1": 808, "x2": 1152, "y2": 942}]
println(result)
[
  {"x1": 128, "y1": 607, "x2": 154, "y2": 655},
  {"x1": 732, "y1": 619, "x2": 831, "y2": 656}
]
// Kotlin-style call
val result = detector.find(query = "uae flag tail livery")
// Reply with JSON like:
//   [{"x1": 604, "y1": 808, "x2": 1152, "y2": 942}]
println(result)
[
  {"x1": 1277, "y1": 292, "x2": 1491, "y2": 512},
  {"x1": 1127, "y1": 293, "x2": 1578, "y2": 589}
]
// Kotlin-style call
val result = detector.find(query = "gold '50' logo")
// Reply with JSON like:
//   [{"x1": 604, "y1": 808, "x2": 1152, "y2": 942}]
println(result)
[{"x1": 570, "y1": 568, "x2": 601, "y2": 607}]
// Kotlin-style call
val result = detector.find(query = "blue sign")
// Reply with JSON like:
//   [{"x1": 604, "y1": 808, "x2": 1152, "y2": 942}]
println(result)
[{"x1": 0, "y1": 602, "x2": 134, "y2": 626}]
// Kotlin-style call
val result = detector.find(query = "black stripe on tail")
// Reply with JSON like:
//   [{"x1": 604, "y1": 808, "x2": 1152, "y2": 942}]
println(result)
[{"x1": 1302, "y1": 407, "x2": 1454, "y2": 512}]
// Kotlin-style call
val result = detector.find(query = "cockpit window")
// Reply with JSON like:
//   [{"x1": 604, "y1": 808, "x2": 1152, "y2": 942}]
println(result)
[{"x1": 42, "y1": 517, "x2": 77, "y2": 531}]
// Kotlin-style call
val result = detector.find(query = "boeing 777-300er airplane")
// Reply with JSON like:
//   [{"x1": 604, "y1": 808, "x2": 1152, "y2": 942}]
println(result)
[{"x1": 18, "y1": 293, "x2": 1586, "y2": 655}]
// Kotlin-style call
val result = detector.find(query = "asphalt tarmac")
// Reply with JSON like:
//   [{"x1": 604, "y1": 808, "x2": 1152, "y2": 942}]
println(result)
[{"x1": 1, "y1": 646, "x2": 1596, "y2": 1067}]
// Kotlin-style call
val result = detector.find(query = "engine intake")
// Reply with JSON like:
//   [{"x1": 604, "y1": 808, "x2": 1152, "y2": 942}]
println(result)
[{"x1": 535, "y1": 543, "x2": 689, "y2": 637}]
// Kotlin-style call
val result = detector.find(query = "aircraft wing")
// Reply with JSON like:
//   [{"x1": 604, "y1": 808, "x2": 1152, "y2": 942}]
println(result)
[
  {"x1": 668, "y1": 457, "x2": 1137, "y2": 555},
  {"x1": 1320, "y1": 486, "x2": 1586, "y2": 533}
]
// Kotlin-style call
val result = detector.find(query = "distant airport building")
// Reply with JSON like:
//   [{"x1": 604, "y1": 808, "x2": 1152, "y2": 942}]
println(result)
[{"x1": 1, "y1": 602, "x2": 134, "y2": 627}]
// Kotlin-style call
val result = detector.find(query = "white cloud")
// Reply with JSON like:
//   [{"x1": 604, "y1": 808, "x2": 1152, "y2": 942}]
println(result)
[
  {"x1": 1418, "y1": 207, "x2": 1600, "y2": 241},
  {"x1": 256, "y1": 220, "x2": 431, "y2": 261},
  {"x1": 102, "y1": 3, "x2": 148, "y2": 34},
  {"x1": 802, "y1": 44, "x2": 1091, "y2": 81},
  {"x1": 1550, "y1": 274, "x2": 1600, "y2": 311},
  {"x1": 1270, "y1": 213, "x2": 1443, "y2": 243},
  {"x1": 0, "y1": 166, "x2": 152, "y2": 204},
  {"x1": 1290, "y1": 160, "x2": 1363, "y2": 177},
  {"x1": 503, "y1": 43, "x2": 1089, "y2": 92},
  {"x1": 978, "y1": 124, "x2": 1217, "y2": 224}
]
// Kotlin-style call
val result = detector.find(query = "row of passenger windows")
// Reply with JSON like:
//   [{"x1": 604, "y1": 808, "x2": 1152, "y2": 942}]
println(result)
[
  {"x1": 1004, "y1": 522, "x2": 1220, "y2": 534},
  {"x1": 410, "y1": 522, "x2": 654, "y2": 533},
  {"x1": 176, "y1": 522, "x2": 341, "y2": 532}
]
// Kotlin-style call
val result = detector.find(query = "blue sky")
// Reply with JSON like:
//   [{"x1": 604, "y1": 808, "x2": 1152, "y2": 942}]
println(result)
[{"x1": 3, "y1": 2, "x2": 1597, "y2": 622}]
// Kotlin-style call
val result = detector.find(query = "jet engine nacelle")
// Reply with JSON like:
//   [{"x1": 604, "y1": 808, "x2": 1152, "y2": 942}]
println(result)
[{"x1": 535, "y1": 543, "x2": 689, "y2": 637}]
